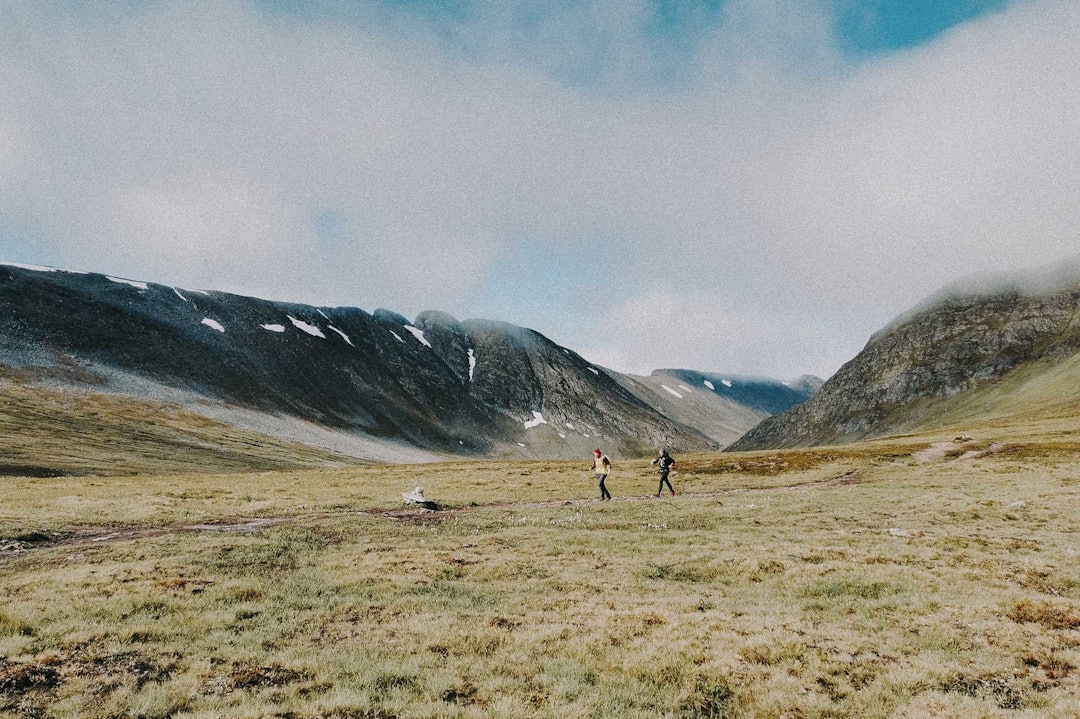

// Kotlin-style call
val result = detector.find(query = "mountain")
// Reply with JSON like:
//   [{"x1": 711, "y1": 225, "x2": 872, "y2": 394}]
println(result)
[
  {"x1": 609, "y1": 370, "x2": 820, "y2": 448},
  {"x1": 653, "y1": 369, "x2": 823, "y2": 415},
  {"x1": 0, "y1": 262, "x2": 815, "y2": 467},
  {"x1": 729, "y1": 265, "x2": 1080, "y2": 451}
]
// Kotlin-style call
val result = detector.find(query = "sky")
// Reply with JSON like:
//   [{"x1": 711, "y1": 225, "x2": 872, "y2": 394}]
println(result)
[{"x1": 2, "y1": 0, "x2": 1079, "y2": 380}]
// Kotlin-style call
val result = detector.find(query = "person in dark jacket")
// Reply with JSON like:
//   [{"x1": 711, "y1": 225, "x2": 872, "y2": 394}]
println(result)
[{"x1": 651, "y1": 449, "x2": 676, "y2": 496}]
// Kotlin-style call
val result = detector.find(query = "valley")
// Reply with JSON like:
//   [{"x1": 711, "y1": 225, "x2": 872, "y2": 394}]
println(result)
[
  {"x1": 4, "y1": 3, "x2": 1080, "y2": 716},
  {"x1": 2, "y1": 428, "x2": 1079, "y2": 718},
  {"x1": 2, "y1": 261, "x2": 1079, "y2": 718}
]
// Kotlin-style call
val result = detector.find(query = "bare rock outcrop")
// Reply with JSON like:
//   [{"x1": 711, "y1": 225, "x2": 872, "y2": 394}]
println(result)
[{"x1": 729, "y1": 283, "x2": 1080, "y2": 451}]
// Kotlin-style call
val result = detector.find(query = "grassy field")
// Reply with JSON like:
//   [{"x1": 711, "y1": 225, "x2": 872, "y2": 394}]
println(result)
[
  {"x1": 2, "y1": 437, "x2": 1079, "y2": 718},
  {"x1": 0, "y1": 376, "x2": 369, "y2": 477}
]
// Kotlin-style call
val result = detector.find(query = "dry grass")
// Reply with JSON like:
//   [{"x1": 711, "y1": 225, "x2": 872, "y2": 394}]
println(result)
[
  {"x1": 2, "y1": 436, "x2": 1079, "y2": 718},
  {"x1": 0, "y1": 378, "x2": 366, "y2": 477},
  {"x1": 899, "y1": 352, "x2": 1080, "y2": 445}
]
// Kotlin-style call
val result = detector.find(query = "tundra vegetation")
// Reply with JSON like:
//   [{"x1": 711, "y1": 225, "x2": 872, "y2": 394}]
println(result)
[{"x1": 2, "y1": 428, "x2": 1079, "y2": 719}]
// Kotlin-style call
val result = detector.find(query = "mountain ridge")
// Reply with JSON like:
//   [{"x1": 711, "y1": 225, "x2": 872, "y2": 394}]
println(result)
[
  {"x1": 0, "y1": 261, "x2": 817, "y2": 466},
  {"x1": 729, "y1": 274, "x2": 1080, "y2": 451}
]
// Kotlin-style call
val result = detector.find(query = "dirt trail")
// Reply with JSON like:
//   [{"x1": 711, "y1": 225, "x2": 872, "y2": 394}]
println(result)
[
  {"x1": 0, "y1": 517, "x2": 296, "y2": 556},
  {"x1": 0, "y1": 470, "x2": 865, "y2": 555},
  {"x1": 914, "y1": 438, "x2": 1007, "y2": 463}
]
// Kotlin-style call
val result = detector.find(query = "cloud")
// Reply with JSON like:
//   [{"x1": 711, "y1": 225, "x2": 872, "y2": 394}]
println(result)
[
  {"x1": 575, "y1": 288, "x2": 869, "y2": 379},
  {"x1": 736, "y1": 0, "x2": 1080, "y2": 308},
  {"x1": 1, "y1": 0, "x2": 1078, "y2": 379}
]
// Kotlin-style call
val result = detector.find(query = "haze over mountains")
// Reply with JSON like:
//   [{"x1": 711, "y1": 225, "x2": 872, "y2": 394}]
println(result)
[
  {"x1": 731, "y1": 259, "x2": 1080, "y2": 450},
  {"x1": 0, "y1": 262, "x2": 817, "y2": 469}
]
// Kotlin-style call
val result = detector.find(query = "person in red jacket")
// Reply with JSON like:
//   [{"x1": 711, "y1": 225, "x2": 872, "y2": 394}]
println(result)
[{"x1": 591, "y1": 448, "x2": 612, "y2": 500}]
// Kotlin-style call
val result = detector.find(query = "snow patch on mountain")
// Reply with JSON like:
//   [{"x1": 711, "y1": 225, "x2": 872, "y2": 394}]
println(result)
[
  {"x1": 468, "y1": 348, "x2": 476, "y2": 381},
  {"x1": 662, "y1": 385, "x2": 683, "y2": 399},
  {"x1": 260, "y1": 324, "x2": 286, "y2": 333},
  {"x1": 108, "y1": 276, "x2": 149, "y2": 290},
  {"x1": 404, "y1": 325, "x2": 431, "y2": 347},
  {"x1": 328, "y1": 325, "x2": 354, "y2": 346},
  {"x1": 703, "y1": 380, "x2": 715, "y2": 390},
  {"x1": 201, "y1": 318, "x2": 225, "y2": 333},
  {"x1": 2, "y1": 262, "x2": 57, "y2": 273},
  {"x1": 524, "y1": 411, "x2": 548, "y2": 429},
  {"x1": 288, "y1": 316, "x2": 325, "y2": 338}
]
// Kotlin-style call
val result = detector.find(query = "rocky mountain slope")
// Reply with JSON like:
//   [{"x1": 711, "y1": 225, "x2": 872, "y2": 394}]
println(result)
[
  {"x1": 729, "y1": 269, "x2": 1080, "y2": 451},
  {"x1": 0, "y1": 262, "x2": 816, "y2": 464}
]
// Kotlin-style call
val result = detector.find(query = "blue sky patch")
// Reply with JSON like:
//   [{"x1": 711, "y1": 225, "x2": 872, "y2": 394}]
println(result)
[
  {"x1": 833, "y1": 0, "x2": 1012, "y2": 54},
  {"x1": 253, "y1": 0, "x2": 1018, "y2": 91}
]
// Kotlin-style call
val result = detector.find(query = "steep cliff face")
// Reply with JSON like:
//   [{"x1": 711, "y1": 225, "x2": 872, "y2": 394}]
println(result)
[
  {"x1": 729, "y1": 284, "x2": 1080, "y2": 451},
  {"x1": 423, "y1": 315, "x2": 708, "y2": 456}
]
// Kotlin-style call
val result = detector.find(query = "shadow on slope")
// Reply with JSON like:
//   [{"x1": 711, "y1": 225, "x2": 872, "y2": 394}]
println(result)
[{"x1": 0, "y1": 373, "x2": 371, "y2": 477}]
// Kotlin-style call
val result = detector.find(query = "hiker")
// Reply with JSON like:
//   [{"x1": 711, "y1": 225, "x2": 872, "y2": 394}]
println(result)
[
  {"x1": 591, "y1": 448, "x2": 612, "y2": 500},
  {"x1": 651, "y1": 448, "x2": 676, "y2": 496}
]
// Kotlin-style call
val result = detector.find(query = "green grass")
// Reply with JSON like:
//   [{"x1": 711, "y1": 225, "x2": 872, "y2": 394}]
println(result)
[{"x1": 2, "y1": 439, "x2": 1080, "y2": 718}]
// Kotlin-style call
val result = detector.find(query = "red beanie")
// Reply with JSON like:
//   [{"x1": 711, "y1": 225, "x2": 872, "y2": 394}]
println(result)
[{"x1": 593, "y1": 448, "x2": 601, "y2": 455}]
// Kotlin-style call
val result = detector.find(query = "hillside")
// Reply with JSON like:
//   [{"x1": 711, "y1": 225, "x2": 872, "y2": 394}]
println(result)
[
  {"x1": 729, "y1": 273, "x2": 1080, "y2": 451},
  {"x1": 610, "y1": 370, "x2": 822, "y2": 448},
  {"x1": 0, "y1": 373, "x2": 376, "y2": 477},
  {"x1": 0, "y1": 262, "x2": 815, "y2": 468}
]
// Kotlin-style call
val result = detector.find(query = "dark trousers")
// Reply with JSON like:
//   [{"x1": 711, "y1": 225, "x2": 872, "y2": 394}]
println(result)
[
  {"x1": 598, "y1": 474, "x2": 611, "y2": 500},
  {"x1": 657, "y1": 471, "x2": 674, "y2": 495}
]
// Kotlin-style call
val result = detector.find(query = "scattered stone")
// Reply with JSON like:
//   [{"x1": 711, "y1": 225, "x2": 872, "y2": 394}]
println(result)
[
  {"x1": 402, "y1": 486, "x2": 439, "y2": 509},
  {"x1": 402, "y1": 486, "x2": 428, "y2": 504}
]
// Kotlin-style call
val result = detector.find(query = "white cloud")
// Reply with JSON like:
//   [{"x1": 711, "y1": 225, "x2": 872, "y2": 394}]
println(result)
[
  {"x1": 577, "y1": 289, "x2": 866, "y2": 378},
  {"x1": 1, "y1": 0, "x2": 1078, "y2": 379}
]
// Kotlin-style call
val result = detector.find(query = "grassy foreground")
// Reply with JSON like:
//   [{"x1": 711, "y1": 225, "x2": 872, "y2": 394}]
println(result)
[{"x1": 2, "y1": 440, "x2": 1079, "y2": 718}]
